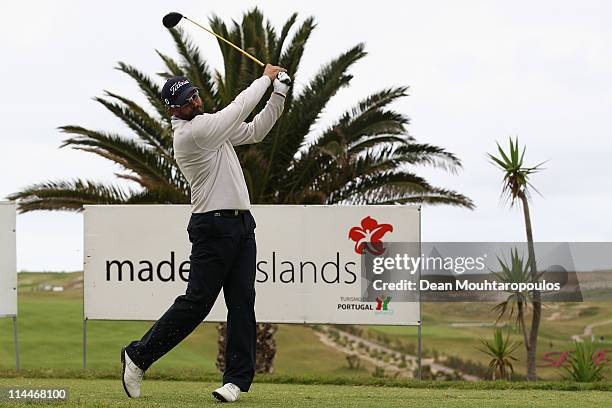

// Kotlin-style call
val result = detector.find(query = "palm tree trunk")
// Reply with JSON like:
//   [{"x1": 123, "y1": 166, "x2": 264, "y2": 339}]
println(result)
[
  {"x1": 520, "y1": 194, "x2": 541, "y2": 381},
  {"x1": 216, "y1": 322, "x2": 278, "y2": 374},
  {"x1": 517, "y1": 301, "x2": 529, "y2": 350},
  {"x1": 254, "y1": 323, "x2": 278, "y2": 373}
]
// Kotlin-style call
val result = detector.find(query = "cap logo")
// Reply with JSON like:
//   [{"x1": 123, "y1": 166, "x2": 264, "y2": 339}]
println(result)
[{"x1": 170, "y1": 80, "x2": 189, "y2": 96}]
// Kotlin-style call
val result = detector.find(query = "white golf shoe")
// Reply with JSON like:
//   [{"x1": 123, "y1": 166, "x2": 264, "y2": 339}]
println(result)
[
  {"x1": 121, "y1": 348, "x2": 144, "y2": 398},
  {"x1": 212, "y1": 383, "x2": 241, "y2": 402}
]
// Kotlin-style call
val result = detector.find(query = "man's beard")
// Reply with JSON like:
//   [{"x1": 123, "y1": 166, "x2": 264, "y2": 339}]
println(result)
[{"x1": 185, "y1": 106, "x2": 203, "y2": 120}]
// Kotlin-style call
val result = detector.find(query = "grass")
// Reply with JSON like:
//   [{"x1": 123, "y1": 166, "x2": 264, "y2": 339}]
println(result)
[
  {"x1": 0, "y1": 273, "x2": 371, "y2": 378},
  {"x1": 366, "y1": 301, "x2": 612, "y2": 380},
  {"x1": 0, "y1": 369, "x2": 611, "y2": 391},
  {"x1": 1, "y1": 272, "x2": 612, "y2": 383},
  {"x1": 0, "y1": 378, "x2": 610, "y2": 407},
  {"x1": 1, "y1": 272, "x2": 611, "y2": 406}
]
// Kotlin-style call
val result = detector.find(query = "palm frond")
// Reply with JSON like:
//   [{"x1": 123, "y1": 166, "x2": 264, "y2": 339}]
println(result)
[
  {"x1": 7, "y1": 179, "x2": 132, "y2": 213},
  {"x1": 208, "y1": 15, "x2": 243, "y2": 103},
  {"x1": 166, "y1": 27, "x2": 218, "y2": 111},
  {"x1": 261, "y1": 44, "x2": 367, "y2": 196},
  {"x1": 95, "y1": 91, "x2": 174, "y2": 154},
  {"x1": 115, "y1": 62, "x2": 169, "y2": 123},
  {"x1": 59, "y1": 126, "x2": 176, "y2": 189},
  {"x1": 330, "y1": 87, "x2": 411, "y2": 143},
  {"x1": 155, "y1": 50, "x2": 184, "y2": 78},
  {"x1": 241, "y1": 7, "x2": 268, "y2": 71},
  {"x1": 127, "y1": 185, "x2": 189, "y2": 204},
  {"x1": 272, "y1": 13, "x2": 298, "y2": 64},
  {"x1": 278, "y1": 16, "x2": 317, "y2": 82},
  {"x1": 393, "y1": 143, "x2": 463, "y2": 173}
]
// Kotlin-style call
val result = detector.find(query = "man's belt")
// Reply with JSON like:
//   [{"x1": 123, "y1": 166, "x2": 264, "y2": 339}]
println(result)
[{"x1": 205, "y1": 209, "x2": 249, "y2": 217}]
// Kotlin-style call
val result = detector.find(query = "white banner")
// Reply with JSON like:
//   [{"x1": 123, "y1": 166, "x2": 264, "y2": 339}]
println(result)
[
  {"x1": 84, "y1": 205, "x2": 420, "y2": 325},
  {"x1": 0, "y1": 202, "x2": 17, "y2": 317}
]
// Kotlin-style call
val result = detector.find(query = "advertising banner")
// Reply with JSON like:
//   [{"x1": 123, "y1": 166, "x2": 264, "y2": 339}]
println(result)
[
  {"x1": 84, "y1": 205, "x2": 420, "y2": 325},
  {"x1": 0, "y1": 202, "x2": 17, "y2": 317}
]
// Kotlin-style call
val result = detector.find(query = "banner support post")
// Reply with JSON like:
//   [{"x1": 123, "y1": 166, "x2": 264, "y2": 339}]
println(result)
[
  {"x1": 417, "y1": 206, "x2": 422, "y2": 380},
  {"x1": 12, "y1": 316, "x2": 19, "y2": 370},
  {"x1": 417, "y1": 321, "x2": 422, "y2": 380},
  {"x1": 83, "y1": 318, "x2": 87, "y2": 369},
  {"x1": 83, "y1": 207, "x2": 87, "y2": 370}
]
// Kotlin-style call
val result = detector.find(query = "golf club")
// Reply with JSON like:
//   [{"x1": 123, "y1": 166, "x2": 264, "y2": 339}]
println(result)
[{"x1": 162, "y1": 12, "x2": 265, "y2": 67}]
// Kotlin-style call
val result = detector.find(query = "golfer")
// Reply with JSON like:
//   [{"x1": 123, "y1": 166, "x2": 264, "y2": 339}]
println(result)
[{"x1": 121, "y1": 64, "x2": 290, "y2": 403}]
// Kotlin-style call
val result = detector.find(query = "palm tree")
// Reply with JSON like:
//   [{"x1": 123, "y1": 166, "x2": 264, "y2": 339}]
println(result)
[
  {"x1": 488, "y1": 137, "x2": 544, "y2": 380},
  {"x1": 478, "y1": 328, "x2": 521, "y2": 380},
  {"x1": 9, "y1": 8, "x2": 473, "y2": 373}
]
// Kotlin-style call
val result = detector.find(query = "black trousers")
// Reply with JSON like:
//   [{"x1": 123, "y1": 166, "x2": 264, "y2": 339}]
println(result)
[{"x1": 125, "y1": 210, "x2": 257, "y2": 392}]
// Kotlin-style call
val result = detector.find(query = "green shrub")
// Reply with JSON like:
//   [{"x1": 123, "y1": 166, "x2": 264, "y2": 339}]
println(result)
[
  {"x1": 345, "y1": 354, "x2": 361, "y2": 370},
  {"x1": 578, "y1": 307, "x2": 600, "y2": 318}
]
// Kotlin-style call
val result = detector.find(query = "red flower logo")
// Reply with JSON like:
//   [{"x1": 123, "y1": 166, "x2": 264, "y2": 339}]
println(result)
[{"x1": 348, "y1": 216, "x2": 393, "y2": 255}]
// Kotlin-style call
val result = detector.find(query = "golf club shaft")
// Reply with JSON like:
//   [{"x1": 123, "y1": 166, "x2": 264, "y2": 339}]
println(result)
[{"x1": 183, "y1": 16, "x2": 265, "y2": 67}]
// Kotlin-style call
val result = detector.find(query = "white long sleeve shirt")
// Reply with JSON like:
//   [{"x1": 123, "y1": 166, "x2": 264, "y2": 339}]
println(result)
[{"x1": 172, "y1": 76, "x2": 285, "y2": 213}]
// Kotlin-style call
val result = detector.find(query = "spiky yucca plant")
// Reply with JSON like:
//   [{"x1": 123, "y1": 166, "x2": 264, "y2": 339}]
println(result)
[
  {"x1": 492, "y1": 248, "x2": 542, "y2": 351},
  {"x1": 563, "y1": 341, "x2": 607, "y2": 382},
  {"x1": 478, "y1": 328, "x2": 521, "y2": 380},
  {"x1": 10, "y1": 8, "x2": 473, "y2": 373}
]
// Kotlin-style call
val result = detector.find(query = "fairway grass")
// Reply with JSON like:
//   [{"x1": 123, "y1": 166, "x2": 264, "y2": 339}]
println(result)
[
  {"x1": 0, "y1": 273, "x2": 372, "y2": 377},
  {"x1": 0, "y1": 378, "x2": 610, "y2": 407},
  {"x1": 3, "y1": 272, "x2": 612, "y2": 382}
]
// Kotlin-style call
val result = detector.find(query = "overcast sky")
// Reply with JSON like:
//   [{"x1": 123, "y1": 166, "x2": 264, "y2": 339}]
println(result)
[{"x1": 1, "y1": 0, "x2": 610, "y2": 271}]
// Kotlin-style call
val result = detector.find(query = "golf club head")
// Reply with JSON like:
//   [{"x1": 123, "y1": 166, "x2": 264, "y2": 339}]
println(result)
[{"x1": 162, "y1": 12, "x2": 183, "y2": 28}]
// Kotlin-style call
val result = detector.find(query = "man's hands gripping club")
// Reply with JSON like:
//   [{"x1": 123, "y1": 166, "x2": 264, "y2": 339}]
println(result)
[{"x1": 263, "y1": 64, "x2": 292, "y2": 98}]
